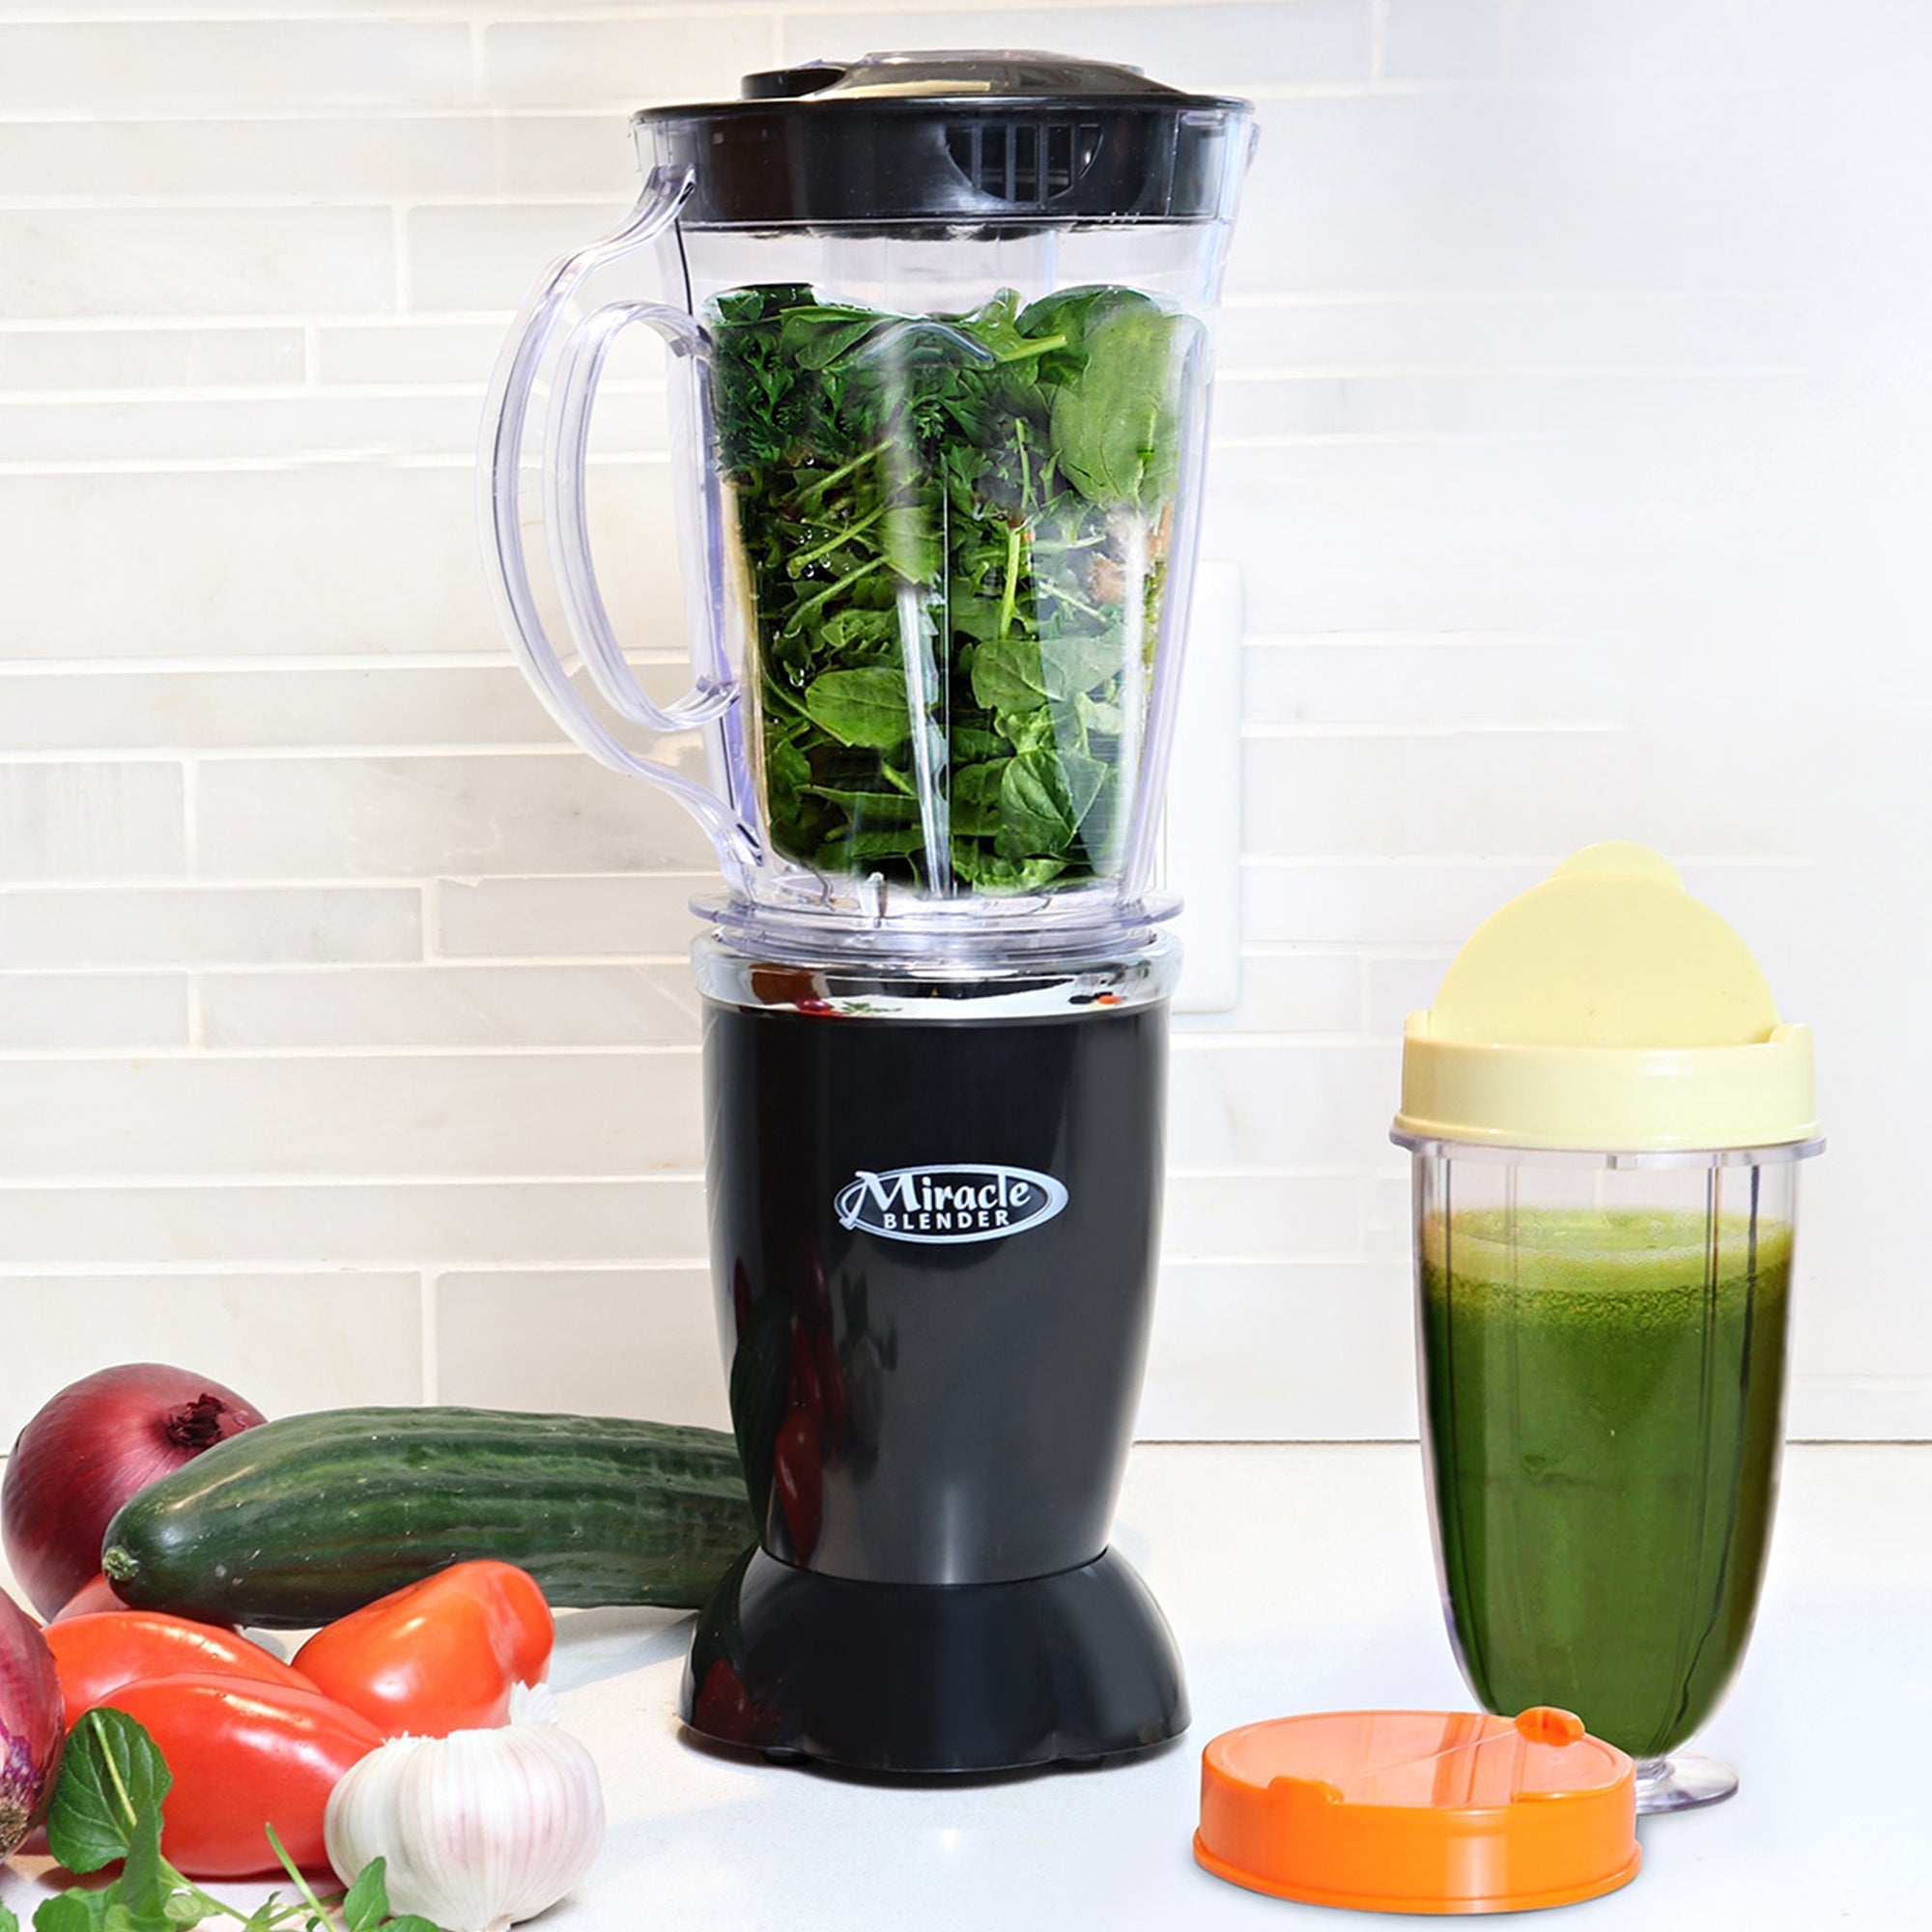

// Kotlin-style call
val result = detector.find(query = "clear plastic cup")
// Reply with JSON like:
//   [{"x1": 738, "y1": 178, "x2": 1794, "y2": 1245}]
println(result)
[{"x1": 1401, "y1": 1133, "x2": 1819, "y2": 1811}]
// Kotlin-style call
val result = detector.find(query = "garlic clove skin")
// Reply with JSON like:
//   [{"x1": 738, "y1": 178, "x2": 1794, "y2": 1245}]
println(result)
[{"x1": 325, "y1": 1682, "x2": 606, "y2": 1932}]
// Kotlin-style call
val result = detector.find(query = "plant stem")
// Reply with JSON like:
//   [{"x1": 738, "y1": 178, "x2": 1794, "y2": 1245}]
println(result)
[
  {"x1": 998, "y1": 524, "x2": 1023, "y2": 641},
  {"x1": 265, "y1": 1826, "x2": 336, "y2": 1929},
  {"x1": 786, "y1": 502, "x2": 887, "y2": 576},
  {"x1": 994, "y1": 331, "x2": 1066, "y2": 364},
  {"x1": 98, "y1": 1737, "x2": 140, "y2": 1837},
  {"x1": 781, "y1": 554, "x2": 886, "y2": 636},
  {"x1": 794, "y1": 440, "x2": 892, "y2": 506}
]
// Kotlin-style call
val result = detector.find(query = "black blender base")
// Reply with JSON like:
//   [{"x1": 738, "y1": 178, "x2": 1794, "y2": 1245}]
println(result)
[{"x1": 679, "y1": 1546, "x2": 1188, "y2": 1775}]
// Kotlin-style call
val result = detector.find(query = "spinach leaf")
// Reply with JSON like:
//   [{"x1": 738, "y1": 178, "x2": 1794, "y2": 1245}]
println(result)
[
  {"x1": 1048, "y1": 295, "x2": 1191, "y2": 513},
  {"x1": 706, "y1": 279, "x2": 1191, "y2": 891},
  {"x1": 802, "y1": 668, "x2": 914, "y2": 751}
]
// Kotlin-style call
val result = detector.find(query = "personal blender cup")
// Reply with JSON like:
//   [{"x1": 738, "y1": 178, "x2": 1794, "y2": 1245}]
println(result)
[
  {"x1": 1392, "y1": 844, "x2": 1822, "y2": 1813},
  {"x1": 481, "y1": 53, "x2": 1254, "y2": 1772}
]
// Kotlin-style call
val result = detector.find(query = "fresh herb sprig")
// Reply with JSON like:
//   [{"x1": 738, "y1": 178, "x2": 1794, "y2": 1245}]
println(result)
[
  {"x1": 707, "y1": 281, "x2": 1198, "y2": 893},
  {"x1": 0, "y1": 1711, "x2": 438, "y2": 1932}
]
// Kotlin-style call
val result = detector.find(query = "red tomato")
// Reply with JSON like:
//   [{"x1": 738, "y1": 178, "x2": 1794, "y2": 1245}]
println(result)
[
  {"x1": 773, "y1": 1410, "x2": 822, "y2": 1558},
  {"x1": 45, "y1": 1612, "x2": 314, "y2": 1731},
  {"x1": 100, "y1": 1675, "x2": 382, "y2": 1878},
  {"x1": 53, "y1": 1574, "x2": 235, "y2": 1630},
  {"x1": 50, "y1": 1575, "x2": 127, "y2": 1622},
  {"x1": 294, "y1": 1560, "x2": 553, "y2": 1739}
]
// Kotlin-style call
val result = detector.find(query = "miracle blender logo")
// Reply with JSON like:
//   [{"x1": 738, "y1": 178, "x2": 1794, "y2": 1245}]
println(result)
[{"x1": 834, "y1": 1164, "x2": 1068, "y2": 1245}]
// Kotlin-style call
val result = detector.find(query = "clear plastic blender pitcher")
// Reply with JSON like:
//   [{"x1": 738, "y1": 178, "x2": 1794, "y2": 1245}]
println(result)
[
  {"x1": 480, "y1": 51, "x2": 1255, "y2": 959},
  {"x1": 1392, "y1": 845, "x2": 1823, "y2": 1814}
]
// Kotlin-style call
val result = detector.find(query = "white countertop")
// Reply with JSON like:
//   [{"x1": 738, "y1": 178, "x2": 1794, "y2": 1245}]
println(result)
[{"x1": 4, "y1": 1443, "x2": 1925, "y2": 1931}]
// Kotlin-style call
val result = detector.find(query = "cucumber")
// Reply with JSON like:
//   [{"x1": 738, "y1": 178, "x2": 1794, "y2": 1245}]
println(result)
[{"x1": 101, "y1": 1405, "x2": 755, "y2": 1627}]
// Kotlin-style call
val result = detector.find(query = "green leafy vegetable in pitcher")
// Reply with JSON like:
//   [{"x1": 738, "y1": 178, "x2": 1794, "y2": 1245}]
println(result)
[{"x1": 705, "y1": 282, "x2": 1199, "y2": 891}]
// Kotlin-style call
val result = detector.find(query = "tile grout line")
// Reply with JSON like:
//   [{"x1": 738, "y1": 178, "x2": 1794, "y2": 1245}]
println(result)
[
  {"x1": 180, "y1": 756, "x2": 198, "y2": 879},
  {"x1": 420, "y1": 1267, "x2": 440, "y2": 1406}
]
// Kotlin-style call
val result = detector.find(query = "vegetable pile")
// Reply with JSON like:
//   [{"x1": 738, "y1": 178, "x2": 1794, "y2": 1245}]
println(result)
[
  {"x1": 707, "y1": 281, "x2": 1200, "y2": 894},
  {"x1": 4, "y1": 1559, "x2": 601, "y2": 1932},
  {"x1": 0, "y1": 1364, "x2": 737, "y2": 1930}
]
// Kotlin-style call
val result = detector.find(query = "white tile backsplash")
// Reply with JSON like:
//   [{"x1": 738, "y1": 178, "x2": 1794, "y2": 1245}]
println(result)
[
  {"x1": 0, "y1": 22, "x2": 473, "y2": 111},
  {"x1": 0, "y1": 209, "x2": 397, "y2": 320},
  {"x1": 0, "y1": 1179, "x2": 705, "y2": 1269},
  {"x1": 0, "y1": 1052, "x2": 703, "y2": 1178},
  {"x1": 196, "y1": 753, "x2": 716, "y2": 879},
  {"x1": 404, "y1": 201, "x2": 632, "y2": 313},
  {"x1": 0, "y1": 763, "x2": 185, "y2": 878},
  {"x1": 0, "y1": 972, "x2": 186, "y2": 1050},
  {"x1": 434, "y1": 875, "x2": 707, "y2": 959},
  {"x1": 0, "y1": 117, "x2": 497, "y2": 204},
  {"x1": 0, "y1": 886, "x2": 423, "y2": 969},
  {"x1": 0, "y1": 1275, "x2": 423, "y2": 1448},
  {"x1": 479, "y1": 19, "x2": 784, "y2": 109},
  {"x1": 436, "y1": 1266, "x2": 726, "y2": 1427},
  {"x1": 0, "y1": 326, "x2": 306, "y2": 393},
  {"x1": 0, "y1": 668, "x2": 554, "y2": 755},
  {"x1": 1, "y1": 0, "x2": 1923, "y2": 1443},
  {"x1": 200, "y1": 962, "x2": 701, "y2": 1048}
]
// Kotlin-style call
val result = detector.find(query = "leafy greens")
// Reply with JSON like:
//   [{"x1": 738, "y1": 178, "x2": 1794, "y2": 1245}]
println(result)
[
  {"x1": 705, "y1": 282, "x2": 1198, "y2": 893},
  {"x1": 13, "y1": 1710, "x2": 440, "y2": 1932}
]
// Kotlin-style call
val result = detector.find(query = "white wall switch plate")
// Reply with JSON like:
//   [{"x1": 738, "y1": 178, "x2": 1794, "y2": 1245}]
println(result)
[{"x1": 1164, "y1": 559, "x2": 1244, "y2": 1013}]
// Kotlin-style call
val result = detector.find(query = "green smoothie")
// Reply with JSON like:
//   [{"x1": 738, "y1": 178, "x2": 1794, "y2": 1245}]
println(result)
[{"x1": 1420, "y1": 1207, "x2": 1792, "y2": 1760}]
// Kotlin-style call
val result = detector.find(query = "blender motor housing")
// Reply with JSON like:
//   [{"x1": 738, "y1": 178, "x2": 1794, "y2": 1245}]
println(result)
[{"x1": 681, "y1": 942, "x2": 1188, "y2": 1772}]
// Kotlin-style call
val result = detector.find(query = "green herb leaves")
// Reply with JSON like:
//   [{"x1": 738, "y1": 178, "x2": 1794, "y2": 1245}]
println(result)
[
  {"x1": 47, "y1": 1712, "x2": 172, "y2": 1876},
  {"x1": 706, "y1": 280, "x2": 1197, "y2": 891},
  {"x1": 25, "y1": 1713, "x2": 442, "y2": 1932}
]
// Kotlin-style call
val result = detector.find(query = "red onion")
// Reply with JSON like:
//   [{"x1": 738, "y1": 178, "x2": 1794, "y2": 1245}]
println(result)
[
  {"x1": 0, "y1": 1589, "x2": 62, "y2": 1857},
  {"x1": 3, "y1": 1363, "x2": 267, "y2": 1619}
]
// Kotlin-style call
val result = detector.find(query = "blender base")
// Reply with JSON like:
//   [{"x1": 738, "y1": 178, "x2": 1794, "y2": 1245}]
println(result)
[
  {"x1": 1634, "y1": 1752, "x2": 1739, "y2": 1812},
  {"x1": 679, "y1": 1545, "x2": 1189, "y2": 1775}
]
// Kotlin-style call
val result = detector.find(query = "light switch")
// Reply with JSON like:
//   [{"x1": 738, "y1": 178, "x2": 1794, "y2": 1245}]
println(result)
[{"x1": 1164, "y1": 559, "x2": 1244, "y2": 1013}]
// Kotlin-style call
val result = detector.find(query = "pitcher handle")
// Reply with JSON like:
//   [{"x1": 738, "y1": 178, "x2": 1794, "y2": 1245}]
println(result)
[
  {"x1": 545, "y1": 296, "x2": 739, "y2": 732},
  {"x1": 478, "y1": 163, "x2": 758, "y2": 871}
]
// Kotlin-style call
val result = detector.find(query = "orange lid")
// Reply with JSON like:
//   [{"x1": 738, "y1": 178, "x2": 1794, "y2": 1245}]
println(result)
[{"x1": 1195, "y1": 1708, "x2": 1640, "y2": 1917}]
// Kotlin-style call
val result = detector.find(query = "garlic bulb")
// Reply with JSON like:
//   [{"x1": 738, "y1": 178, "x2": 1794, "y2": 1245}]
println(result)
[{"x1": 325, "y1": 1683, "x2": 606, "y2": 1932}]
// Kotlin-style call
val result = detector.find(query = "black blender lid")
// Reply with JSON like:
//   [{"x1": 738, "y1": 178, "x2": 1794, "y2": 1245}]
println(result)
[{"x1": 634, "y1": 49, "x2": 1253, "y2": 231}]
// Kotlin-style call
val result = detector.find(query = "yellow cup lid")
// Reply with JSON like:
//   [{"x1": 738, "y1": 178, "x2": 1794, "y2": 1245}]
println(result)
[{"x1": 1393, "y1": 843, "x2": 1820, "y2": 1152}]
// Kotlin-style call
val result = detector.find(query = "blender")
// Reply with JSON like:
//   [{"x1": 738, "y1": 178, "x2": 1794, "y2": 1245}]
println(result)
[
  {"x1": 1392, "y1": 844, "x2": 1823, "y2": 1812},
  {"x1": 480, "y1": 52, "x2": 1255, "y2": 1773}
]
